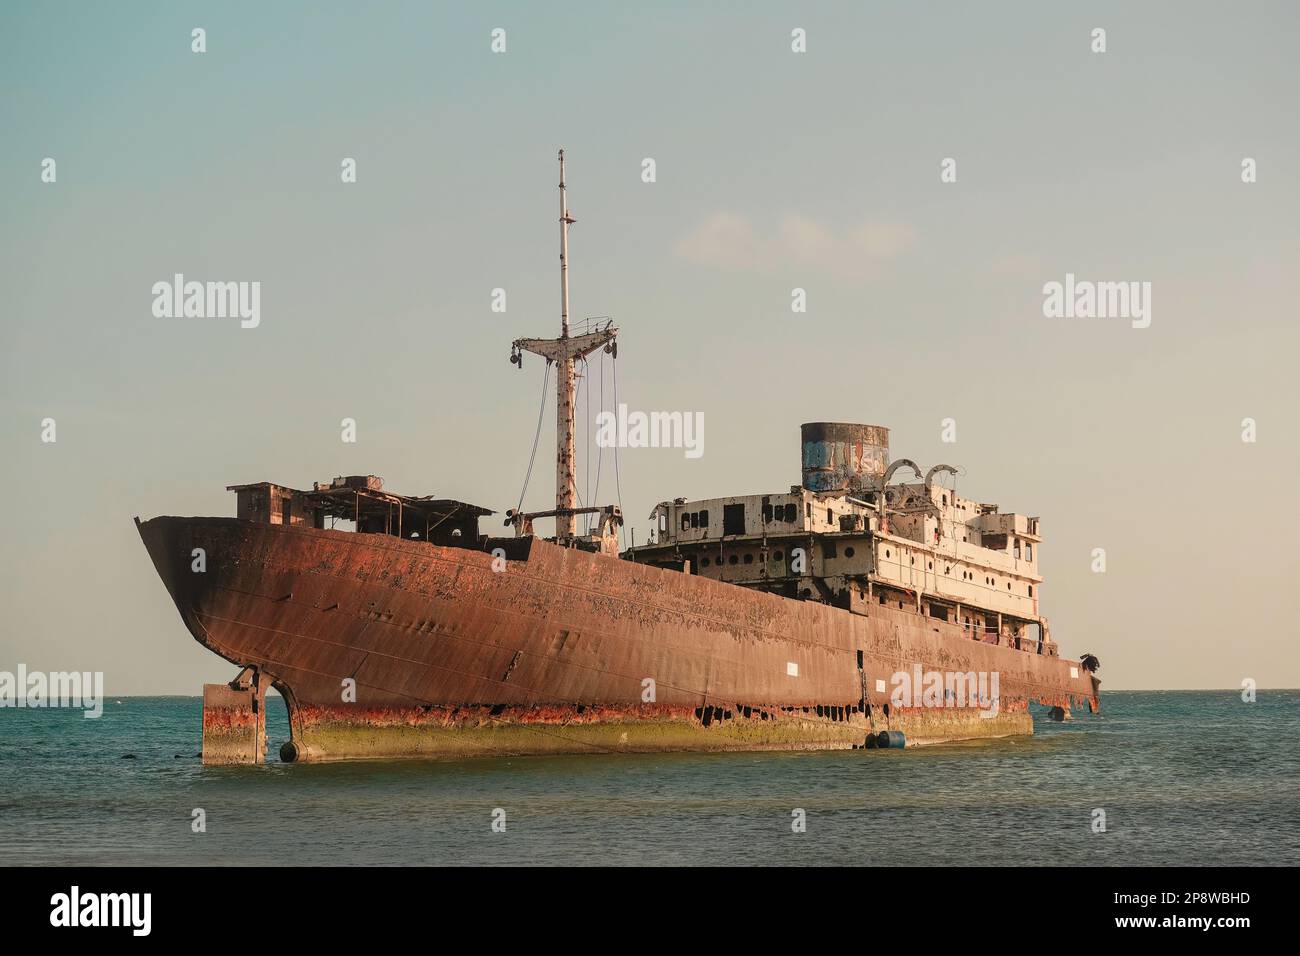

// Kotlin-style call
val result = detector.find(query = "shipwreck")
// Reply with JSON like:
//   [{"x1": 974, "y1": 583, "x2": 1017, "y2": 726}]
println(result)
[{"x1": 137, "y1": 150, "x2": 1098, "y2": 764}]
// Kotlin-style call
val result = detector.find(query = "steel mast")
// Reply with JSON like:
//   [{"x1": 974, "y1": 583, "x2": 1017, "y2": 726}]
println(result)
[{"x1": 510, "y1": 149, "x2": 617, "y2": 545}]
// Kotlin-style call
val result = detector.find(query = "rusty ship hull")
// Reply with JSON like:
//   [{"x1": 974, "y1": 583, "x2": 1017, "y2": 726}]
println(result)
[{"x1": 137, "y1": 515, "x2": 1099, "y2": 764}]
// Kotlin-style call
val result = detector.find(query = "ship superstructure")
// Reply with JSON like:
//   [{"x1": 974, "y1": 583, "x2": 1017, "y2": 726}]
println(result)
[{"x1": 628, "y1": 422, "x2": 1055, "y2": 657}]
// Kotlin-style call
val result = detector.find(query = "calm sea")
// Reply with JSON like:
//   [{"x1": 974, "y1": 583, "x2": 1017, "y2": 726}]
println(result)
[{"x1": 2, "y1": 691, "x2": 1297, "y2": 866}]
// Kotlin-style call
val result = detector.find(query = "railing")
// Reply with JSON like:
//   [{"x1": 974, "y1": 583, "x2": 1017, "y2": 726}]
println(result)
[{"x1": 954, "y1": 620, "x2": 1043, "y2": 653}]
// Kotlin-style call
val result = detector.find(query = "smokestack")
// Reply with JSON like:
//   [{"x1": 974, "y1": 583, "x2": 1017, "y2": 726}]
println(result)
[{"x1": 800, "y1": 423, "x2": 890, "y2": 493}]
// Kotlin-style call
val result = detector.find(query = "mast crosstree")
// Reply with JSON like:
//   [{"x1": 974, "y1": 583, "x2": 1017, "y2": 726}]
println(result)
[{"x1": 509, "y1": 149, "x2": 618, "y2": 546}]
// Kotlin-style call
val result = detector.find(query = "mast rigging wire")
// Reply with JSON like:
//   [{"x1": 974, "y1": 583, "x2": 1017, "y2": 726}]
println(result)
[
  {"x1": 590, "y1": 348, "x2": 606, "y2": 531},
  {"x1": 611, "y1": 350, "x2": 625, "y2": 550},
  {"x1": 515, "y1": 361, "x2": 552, "y2": 515}
]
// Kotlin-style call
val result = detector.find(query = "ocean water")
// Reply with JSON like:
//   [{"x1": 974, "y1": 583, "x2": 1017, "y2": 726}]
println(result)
[{"x1": 1, "y1": 691, "x2": 1297, "y2": 866}]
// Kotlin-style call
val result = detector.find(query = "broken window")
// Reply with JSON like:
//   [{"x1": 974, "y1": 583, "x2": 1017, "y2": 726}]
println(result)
[{"x1": 723, "y1": 503, "x2": 746, "y2": 536}]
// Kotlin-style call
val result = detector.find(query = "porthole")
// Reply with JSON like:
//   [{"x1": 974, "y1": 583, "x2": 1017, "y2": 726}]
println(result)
[
  {"x1": 743, "y1": 553, "x2": 754, "y2": 565},
  {"x1": 928, "y1": 561, "x2": 933, "y2": 570},
  {"x1": 845, "y1": 546, "x2": 856, "y2": 558},
  {"x1": 774, "y1": 550, "x2": 784, "y2": 561},
  {"x1": 701, "y1": 557, "x2": 710, "y2": 568},
  {"x1": 885, "y1": 549, "x2": 891, "y2": 558},
  {"x1": 728, "y1": 554, "x2": 738, "y2": 565}
]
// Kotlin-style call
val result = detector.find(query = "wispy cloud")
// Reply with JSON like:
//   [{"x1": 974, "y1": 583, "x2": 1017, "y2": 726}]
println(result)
[{"x1": 673, "y1": 212, "x2": 918, "y2": 281}]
